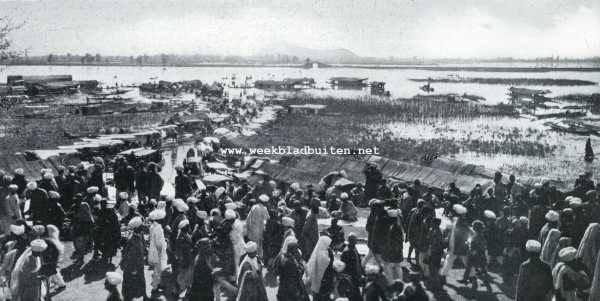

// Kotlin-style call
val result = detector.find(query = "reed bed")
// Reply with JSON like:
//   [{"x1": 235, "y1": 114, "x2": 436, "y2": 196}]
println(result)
[{"x1": 0, "y1": 112, "x2": 169, "y2": 154}]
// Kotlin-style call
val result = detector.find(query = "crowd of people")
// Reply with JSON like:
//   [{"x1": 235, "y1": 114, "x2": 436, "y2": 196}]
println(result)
[{"x1": 0, "y1": 152, "x2": 600, "y2": 301}]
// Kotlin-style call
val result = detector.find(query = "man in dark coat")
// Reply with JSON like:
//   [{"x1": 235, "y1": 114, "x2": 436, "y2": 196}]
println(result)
[
  {"x1": 341, "y1": 233, "x2": 364, "y2": 288},
  {"x1": 25, "y1": 181, "x2": 49, "y2": 223},
  {"x1": 515, "y1": 240, "x2": 553, "y2": 301},
  {"x1": 187, "y1": 238, "x2": 215, "y2": 301},
  {"x1": 11, "y1": 169, "x2": 27, "y2": 196},
  {"x1": 174, "y1": 166, "x2": 194, "y2": 199},
  {"x1": 95, "y1": 199, "x2": 121, "y2": 265},
  {"x1": 146, "y1": 162, "x2": 164, "y2": 201},
  {"x1": 121, "y1": 217, "x2": 146, "y2": 301},
  {"x1": 301, "y1": 204, "x2": 319, "y2": 261},
  {"x1": 276, "y1": 241, "x2": 309, "y2": 301}
]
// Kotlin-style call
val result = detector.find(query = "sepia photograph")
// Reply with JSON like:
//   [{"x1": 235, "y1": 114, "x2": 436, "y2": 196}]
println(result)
[{"x1": 0, "y1": 0, "x2": 600, "y2": 300}]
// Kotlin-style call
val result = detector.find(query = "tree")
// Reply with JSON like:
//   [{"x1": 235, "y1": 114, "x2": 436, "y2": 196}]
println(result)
[
  {"x1": 0, "y1": 17, "x2": 22, "y2": 64},
  {"x1": 47, "y1": 53, "x2": 54, "y2": 64}
]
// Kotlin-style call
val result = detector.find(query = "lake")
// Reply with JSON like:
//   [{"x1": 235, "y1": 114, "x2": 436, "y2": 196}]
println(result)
[{"x1": 2, "y1": 65, "x2": 600, "y2": 103}]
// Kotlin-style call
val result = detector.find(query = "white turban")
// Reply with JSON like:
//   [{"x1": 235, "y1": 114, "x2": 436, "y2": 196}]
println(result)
[
  {"x1": 215, "y1": 187, "x2": 226, "y2": 198},
  {"x1": 119, "y1": 192, "x2": 129, "y2": 200},
  {"x1": 178, "y1": 219, "x2": 190, "y2": 229},
  {"x1": 14, "y1": 168, "x2": 24, "y2": 175},
  {"x1": 545, "y1": 210, "x2": 559, "y2": 222},
  {"x1": 340, "y1": 192, "x2": 349, "y2": 199},
  {"x1": 27, "y1": 182, "x2": 37, "y2": 190},
  {"x1": 105, "y1": 272, "x2": 123, "y2": 285},
  {"x1": 258, "y1": 194, "x2": 269, "y2": 203},
  {"x1": 87, "y1": 186, "x2": 99, "y2": 194},
  {"x1": 290, "y1": 182, "x2": 300, "y2": 191},
  {"x1": 8, "y1": 184, "x2": 18, "y2": 191},
  {"x1": 559, "y1": 247, "x2": 577, "y2": 262},
  {"x1": 43, "y1": 172, "x2": 53, "y2": 180},
  {"x1": 225, "y1": 209, "x2": 236, "y2": 220},
  {"x1": 30, "y1": 239, "x2": 48, "y2": 253},
  {"x1": 48, "y1": 191, "x2": 61, "y2": 199},
  {"x1": 525, "y1": 240, "x2": 541, "y2": 253},
  {"x1": 174, "y1": 199, "x2": 189, "y2": 212},
  {"x1": 196, "y1": 210, "x2": 208, "y2": 220},
  {"x1": 149, "y1": 210, "x2": 166, "y2": 221},
  {"x1": 187, "y1": 197, "x2": 199, "y2": 204},
  {"x1": 9, "y1": 224, "x2": 25, "y2": 236},
  {"x1": 93, "y1": 194, "x2": 102, "y2": 202},
  {"x1": 282, "y1": 217, "x2": 295, "y2": 227},
  {"x1": 570, "y1": 197, "x2": 583, "y2": 208},
  {"x1": 244, "y1": 241, "x2": 258, "y2": 253},
  {"x1": 128, "y1": 216, "x2": 143, "y2": 229},
  {"x1": 387, "y1": 209, "x2": 398, "y2": 218},
  {"x1": 483, "y1": 210, "x2": 496, "y2": 220},
  {"x1": 225, "y1": 202, "x2": 237, "y2": 210},
  {"x1": 453, "y1": 204, "x2": 467, "y2": 215}
]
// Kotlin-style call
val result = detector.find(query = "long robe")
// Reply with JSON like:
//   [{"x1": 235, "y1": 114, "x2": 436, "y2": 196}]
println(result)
[
  {"x1": 95, "y1": 208, "x2": 121, "y2": 258},
  {"x1": 0, "y1": 194, "x2": 21, "y2": 234},
  {"x1": 148, "y1": 222, "x2": 168, "y2": 270},
  {"x1": 236, "y1": 256, "x2": 268, "y2": 301},
  {"x1": 589, "y1": 249, "x2": 600, "y2": 301},
  {"x1": 245, "y1": 203, "x2": 269, "y2": 256},
  {"x1": 231, "y1": 219, "x2": 247, "y2": 271},
  {"x1": 121, "y1": 232, "x2": 146, "y2": 300},
  {"x1": 515, "y1": 257, "x2": 553, "y2": 301},
  {"x1": 10, "y1": 249, "x2": 45, "y2": 301},
  {"x1": 540, "y1": 229, "x2": 561, "y2": 266},
  {"x1": 187, "y1": 255, "x2": 214, "y2": 301},
  {"x1": 305, "y1": 236, "x2": 332, "y2": 294},
  {"x1": 449, "y1": 218, "x2": 472, "y2": 256},
  {"x1": 576, "y1": 223, "x2": 600, "y2": 274},
  {"x1": 301, "y1": 212, "x2": 319, "y2": 261},
  {"x1": 277, "y1": 252, "x2": 308, "y2": 301}
]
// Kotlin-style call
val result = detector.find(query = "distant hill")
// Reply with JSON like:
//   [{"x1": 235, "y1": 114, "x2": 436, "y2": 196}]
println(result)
[{"x1": 256, "y1": 42, "x2": 360, "y2": 64}]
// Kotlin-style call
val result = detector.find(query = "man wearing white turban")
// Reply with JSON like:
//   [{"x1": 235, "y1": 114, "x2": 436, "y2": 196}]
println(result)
[
  {"x1": 246, "y1": 195, "x2": 270, "y2": 257},
  {"x1": 10, "y1": 239, "x2": 48, "y2": 301},
  {"x1": 515, "y1": 240, "x2": 553, "y2": 301},
  {"x1": 148, "y1": 210, "x2": 167, "y2": 293}
]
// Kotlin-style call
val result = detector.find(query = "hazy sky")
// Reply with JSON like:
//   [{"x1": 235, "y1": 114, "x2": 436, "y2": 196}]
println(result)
[{"x1": 1, "y1": 0, "x2": 599, "y2": 58}]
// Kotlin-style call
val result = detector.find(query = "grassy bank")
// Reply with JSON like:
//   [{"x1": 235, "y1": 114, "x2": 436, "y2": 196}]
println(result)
[{"x1": 0, "y1": 112, "x2": 170, "y2": 155}]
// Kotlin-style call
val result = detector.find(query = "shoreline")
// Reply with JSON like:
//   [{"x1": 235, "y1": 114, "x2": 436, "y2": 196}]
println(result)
[{"x1": 3, "y1": 63, "x2": 600, "y2": 72}]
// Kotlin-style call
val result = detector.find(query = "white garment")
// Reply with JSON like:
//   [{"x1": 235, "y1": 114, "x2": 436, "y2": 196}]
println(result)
[
  {"x1": 148, "y1": 222, "x2": 168, "y2": 271},
  {"x1": 231, "y1": 219, "x2": 246, "y2": 270}
]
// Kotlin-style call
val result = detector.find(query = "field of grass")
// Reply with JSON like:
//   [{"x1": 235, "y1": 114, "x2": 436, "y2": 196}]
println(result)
[{"x1": 0, "y1": 112, "x2": 170, "y2": 155}]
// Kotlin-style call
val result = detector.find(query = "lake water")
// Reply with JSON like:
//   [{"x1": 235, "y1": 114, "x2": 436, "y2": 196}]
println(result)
[
  {"x1": 2, "y1": 65, "x2": 600, "y2": 104},
  {"x1": 3, "y1": 64, "x2": 600, "y2": 187}
]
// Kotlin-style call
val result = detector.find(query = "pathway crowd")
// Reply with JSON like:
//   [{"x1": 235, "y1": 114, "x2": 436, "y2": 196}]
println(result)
[{"x1": 0, "y1": 153, "x2": 600, "y2": 301}]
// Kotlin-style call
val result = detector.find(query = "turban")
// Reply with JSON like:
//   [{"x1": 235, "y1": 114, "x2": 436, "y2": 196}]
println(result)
[
  {"x1": 215, "y1": 187, "x2": 226, "y2": 198},
  {"x1": 186, "y1": 197, "x2": 199, "y2": 204},
  {"x1": 105, "y1": 272, "x2": 123, "y2": 285},
  {"x1": 559, "y1": 247, "x2": 577, "y2": 262},
  {"x1": 178, "y1": 219, "x2": 190, "y2": 229},
  {"x1": 128, "y1": 216, "x2": 143, "y2": 229},
  {"x1": 483, "y1": 210, "x2": 496, "y2": 220},
  {"x1": 32, "y1": 225, "x2": 46, "y2": 236},
  {"x1": 387, "y1": 209, "x2": 399, "y2": 218},
  {"x1": 8, "y1": 184, "x2": 18, "y2": 191},
  {"x1": 48, "y1": 191, "x2": 61, "y2": 199},
  {"x1": 27, "y1": 182, "x2": 37, "y2": 190},
  {"x1": 119, "y1": 192, "x2": 129, "y2": 200},
  {"x1": 225, "y1": 202, "x2": 238, "y2": 210},
  {"x1": 525, "y1": 240, "x2": 542, "y2": 253},
  {"x1": 453, "y1": 204, "x2": 467, "y2": 215},
  {"x1": 290, "y1": 182, "x2": 300, "y2": 190},
  {"x1": 93, "y1": 194, "x2": 102, "y2": 202},
  {"x1": 545, "y1": 210, "x2": 559, "y2": 222},
  {"x1": 30, "y1": 239, "x2": 48, "y2": 253},
  {"x1": 87, "y1": 186, "x2": 99, "y2": 194},
  {"x1": 569, "y1": 197, "x2": 583, "y2": 208},
  {"x1": 9, "y1": 224, "x2": 25, "y2": 236},
  {"x1": 149, "y1": 210, "x2": 166, "y2": 221},
  {"x1": 282, "y1": 217, "x2": 295, "y2": 227},
  {"x1": 340, "y1": 192, "x2": 349, "y2": 200},
  {"x1": 225, "y1": 209, "x2": 236, "y2": 220},
  {"x1": 244, "y1": 241, "x2": 258, "y2": 253},
  {"x1": 197, "y1": 210, "x2": 208, "y2": 220},
  {"x1": 259, "y1": 194, "x2": 269, "y2": 203},
  {"x1": 14, "y1": 168, "x2": 24, "y2": 175}
]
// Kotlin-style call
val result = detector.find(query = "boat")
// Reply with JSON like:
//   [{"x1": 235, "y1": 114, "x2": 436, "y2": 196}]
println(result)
[{"x1": 544, "y1": 120, "x2": 598, "y2": 135}]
